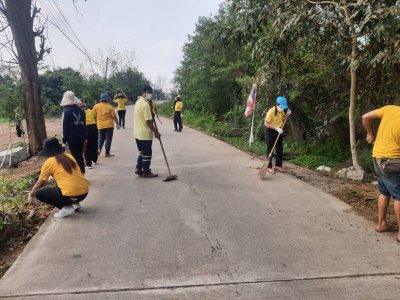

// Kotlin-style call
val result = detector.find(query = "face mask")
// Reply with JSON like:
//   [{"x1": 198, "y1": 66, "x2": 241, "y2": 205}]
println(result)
[
  {"x1": 277, "y1": 106, "x2": 284, "y2": 112},
  {"x1": 145, "y1": 93, "x2": 153, "y2": 100}
]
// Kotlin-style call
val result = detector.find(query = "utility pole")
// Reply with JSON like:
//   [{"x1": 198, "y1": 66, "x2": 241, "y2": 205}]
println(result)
[{"x1": 104, "y1": 56, "x2": 109, "y2": 81}]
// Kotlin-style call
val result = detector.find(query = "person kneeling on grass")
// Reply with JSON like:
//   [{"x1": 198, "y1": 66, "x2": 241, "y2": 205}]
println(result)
[{"x1": 28, "y1": 137, "x2": 89, "y2": 219}]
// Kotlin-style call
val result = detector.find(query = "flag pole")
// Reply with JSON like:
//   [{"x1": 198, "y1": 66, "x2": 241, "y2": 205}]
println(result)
[{"x1": 249, "y1": 104, "x2": 256, "y2": 146}]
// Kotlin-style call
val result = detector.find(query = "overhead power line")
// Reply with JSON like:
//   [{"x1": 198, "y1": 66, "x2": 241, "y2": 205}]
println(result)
[{"x1": 36, "y1": 0, "x2": 99, "y2": 72}]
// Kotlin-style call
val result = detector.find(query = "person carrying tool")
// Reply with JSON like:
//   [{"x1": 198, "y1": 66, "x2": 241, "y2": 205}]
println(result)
[
  {"x1": 362, "y1": 105, "x2": 400, "y2": 242},
  {"x1": 133, "y1": 85, "x2": 161, "y2": 178},
  {"x1": 264, "y1": 96, "x2": 291, "y2": 174},
  {"x1": 113, "y1": 90, "x2": 128, "y2": 129},
  {"x1": 173, "y1": 95, "x2": 184, "y2": 132},
  {"x1": 93, "y1": 93, "x2": 120, "y2": 157}
]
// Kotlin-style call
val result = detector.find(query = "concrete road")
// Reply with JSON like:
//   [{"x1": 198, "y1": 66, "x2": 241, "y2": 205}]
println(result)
[{"x1": 1, "y1": 106, "x2": 399, "y2": 299}]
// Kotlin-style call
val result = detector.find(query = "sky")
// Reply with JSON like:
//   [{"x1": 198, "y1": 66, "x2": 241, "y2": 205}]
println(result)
[{"x1": 41, "y1": 0, "x2": 224, "y2": 91}]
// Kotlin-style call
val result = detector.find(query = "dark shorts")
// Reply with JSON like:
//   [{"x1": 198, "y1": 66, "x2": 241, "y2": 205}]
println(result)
[{"x1": 373, "y1": 158, "x2": 400, "y2": 200}]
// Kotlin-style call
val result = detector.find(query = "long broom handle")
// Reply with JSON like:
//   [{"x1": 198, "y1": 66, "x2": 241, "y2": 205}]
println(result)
[{"x1": 151, "y1": 112, "x2": 173, "y2": 176}]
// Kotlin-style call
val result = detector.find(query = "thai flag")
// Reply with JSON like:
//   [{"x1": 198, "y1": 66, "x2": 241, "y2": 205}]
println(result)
[{"x1": 244, "y1": 83, "x2": 257, "y2": 117}]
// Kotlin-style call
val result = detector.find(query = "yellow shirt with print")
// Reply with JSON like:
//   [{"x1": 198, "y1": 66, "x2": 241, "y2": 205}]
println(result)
[
  {"x1": 265, "y1": 107, "x2": 285, "y2": 128},
  {"x1": 373, "y1": 105, "x2": 400, "y2": 158},
  {"x1": 133, "y1": 96, "x2": 153, "y2": 140},
  {"x1": 85, "y1": 109, "x2": 96, "y2": 125},
  {"x1": 114, "y1": 97, "x2": 127, "y2": 110},
  {"x1": 39, "y1": 153, "x2": 89, "y2": 196},
  {"x1": 92, "y1": 102, "x2": 116, "y2": 129},
  {"x1": 175, "y1": 101, "x2": 183, "y2": 112}
]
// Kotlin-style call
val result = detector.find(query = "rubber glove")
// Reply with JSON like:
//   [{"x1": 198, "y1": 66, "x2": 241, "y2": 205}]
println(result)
[
  {"x1": 286, "y1": 109, "x2": 292, "y2": 116},
  {"x1": 275, "y1": 127, "x2": 284, "y2": 134}
]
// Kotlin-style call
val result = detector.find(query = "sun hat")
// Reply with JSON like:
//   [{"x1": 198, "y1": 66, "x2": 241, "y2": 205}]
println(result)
[
  {"x1": 100, "y1": 92, "x2": 111, "y2": 102},
  {"x1": 39, "y1": 137, "x2": 65, "y2": 157},
  {"x1": 276, "y1": 96, "x2": 288, "y2": 110},
  {"x1": 60, "y1": 91, "x2": 81, "y2": 106}
]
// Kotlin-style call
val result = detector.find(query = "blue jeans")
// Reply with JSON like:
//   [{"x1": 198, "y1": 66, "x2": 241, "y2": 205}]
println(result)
[
  {"x1": 135, "y1": 139, "x2": 153, "y2": 175},
  {"x1": 373, "y1": 158, "x2": 400, "y2": 200}
]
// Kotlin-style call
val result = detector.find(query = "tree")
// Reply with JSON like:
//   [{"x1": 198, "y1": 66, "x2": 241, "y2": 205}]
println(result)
[{"x1": 0, "y1": 0, "x2": 48, "y2": 155}]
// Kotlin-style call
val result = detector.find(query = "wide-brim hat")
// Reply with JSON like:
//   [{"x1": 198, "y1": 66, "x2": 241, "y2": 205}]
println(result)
[
  {"x1": 60, "y1": 91, "x2": 81, "y2": 106},
  {"x1": 39, "y1": 137, "x2": 65, "y2": 157},
  {"x1": 100, "y1": 92, "x2": 111, "y2": 101},
  {"x1": 276, "y1": 96, "x2": 288, "y2": 110}
]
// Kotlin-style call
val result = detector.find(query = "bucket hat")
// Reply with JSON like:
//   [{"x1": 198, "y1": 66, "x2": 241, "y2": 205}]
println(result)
[
  {"x1": 100, "y1": 93, "x2": 111, "y2": 102},
  {"x1": 39, "y1": 137, "x2": 65, "y2": 157},
  {"x1": 60, "y1": 91, "x2": 81, "y2": 106}
]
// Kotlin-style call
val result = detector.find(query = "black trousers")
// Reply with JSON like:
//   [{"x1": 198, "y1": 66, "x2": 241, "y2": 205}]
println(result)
[
  {"x1": 174, "y1": 111, "x2": 182, "y2": 131},
  {"x1": 265, "y1": 128, "x2": 283, "y2": 168},
  {"x1": 135, "y1": 139, "x2": 153, "y2": 174},
  {"x1": 35, "y1": 186, "x2": 87, "y2": 209},
  {"x1": 98, "y1": 127, "x2": 114, "y2": 155},
  {"x1": 117, "y1": 110, "x2": 126, "y2": 127},
  {"x1": 68, "y1": 140, "x2": 85, "y2": 174},
  {"x1": 85, "y1": 124, "x2": 98, "y2": 166}
]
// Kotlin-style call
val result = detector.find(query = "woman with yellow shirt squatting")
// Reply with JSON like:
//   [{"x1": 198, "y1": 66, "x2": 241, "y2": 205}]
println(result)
[
  {"x1": 28, "y1": 137, "x2": 89, "y2": 219},
  {"x1": 93, "y1": 93, "x2": 120, "y2": 157},
  {"x1": 173, "y1": 95, "x2": 184, "y2": 132},
  {"x1": 113, "y1": 90, "x2": 128, "y2": 129},
  {"x1": 264, "y1": 96, "x2": 291, "y2": 174},
  {"x1": 81, "y1": 102, "x2": 98, "y2": 169}
]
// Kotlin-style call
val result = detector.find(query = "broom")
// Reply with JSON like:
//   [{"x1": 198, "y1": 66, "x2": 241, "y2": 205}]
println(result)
[{"x1": 258, "y1": 116, "x2": 289, "y2": 179}]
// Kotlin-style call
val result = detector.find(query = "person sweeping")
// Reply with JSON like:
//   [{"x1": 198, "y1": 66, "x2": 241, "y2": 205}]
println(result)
[{"x1": 264, "y1": 96, "x2": 291, "y2": 174}]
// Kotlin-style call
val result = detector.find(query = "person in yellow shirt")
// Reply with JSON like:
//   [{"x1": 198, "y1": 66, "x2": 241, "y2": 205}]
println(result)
[
  {"x1": 81, "y1": 102, "x2": 98, "y2": 168},
  {"x1": 133, "y1": 85, "x2": 161, "y2": 177},
  {"x1": 92, "y1": 93, "x2": 120, "y2": 157},
  {"x1": 362, "y1": 105, "x2": 400, "y2": 242},
  {"x1": 264, "y1": 96, "x2": 291, "y2": 174},
  {"x1": 28, "y1": 137, "x2": 89, "y2": 219},
  {"x1": 113, "y1": 90, "x2": 128, "y2": 129},
  {"x1": 173, "y1": 95, "x2": 184, "y2": 132}
]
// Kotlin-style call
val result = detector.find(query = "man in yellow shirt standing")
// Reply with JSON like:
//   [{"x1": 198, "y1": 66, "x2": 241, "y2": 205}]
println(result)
[
  {"x1": 133, "y1": 85, "x2": 161, "y2": 177},
  {"x1": 362, "y1": 105, "x2": 400, "y2": 242},
  {"x1": 113, "y1": 90, "x2": 128, "y2": 129},
  {"x1": 93, "y1": 93, "x2": 120, "y2": 157},
  {"x1": 173, "y1": 95, "x2": 184, "y2": 132}
]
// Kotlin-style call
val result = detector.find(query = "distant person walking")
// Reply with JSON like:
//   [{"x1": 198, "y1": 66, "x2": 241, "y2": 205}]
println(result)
[
  {"x1": 81, "y1": 102, "x2": 98, "y2": 169},
  {"x1": 264, "y1": 96, "x2": 291, "y2": 174},
  {"x1": 28, "y1": 137, "x2": 89, "y2": 219},
  {"x1": 113, "y1": 90, "x2": 128, "y2": 129},
  {"x1": 362, "y1": 105, "x2": 400, "y2": 242},
  {"x1": 93, "y1": 93, "x2": 120, "y2": 157},
  {"x1": 60, "y1": 91, "x2": 86, "y2": 174},
  {"x1": 173, "y1": 95, "x2": 184, "y2": 132},
  {"x1": 133, "y1": 85, "x2": 161, "y2": 177}
]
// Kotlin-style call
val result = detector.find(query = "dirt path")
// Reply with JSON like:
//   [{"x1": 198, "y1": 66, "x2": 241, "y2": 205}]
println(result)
[{"x1": 0, "y1": 119, "x2": 62, "y2": 151}]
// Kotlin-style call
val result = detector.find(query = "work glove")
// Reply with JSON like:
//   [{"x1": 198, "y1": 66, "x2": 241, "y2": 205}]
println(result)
[
  {"x1": 27, "y1": 193, "x2": 35, "y2": 203},
  {"x1": 275, "y1": 127, "x2": 284, "y2": 134},
  {"x1": 181, "y1": 113, "x2": 184, "y2": 118},
  {"x1": 286, "y1": 109, "x2": 292, "y2": 116}
]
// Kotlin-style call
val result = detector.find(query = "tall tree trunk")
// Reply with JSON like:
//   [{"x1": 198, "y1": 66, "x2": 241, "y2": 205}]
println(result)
[
  {"x1": 5, "y1": 0, "x2": 47, "y2": 155},
  {"x1": 344, "y1": 3, "x2": 362, "y2": 170}
]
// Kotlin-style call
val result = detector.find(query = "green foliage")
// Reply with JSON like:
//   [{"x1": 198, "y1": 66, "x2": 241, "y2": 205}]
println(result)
[
  {"x1": 0, "y1": 75, "x2": 24, "y2": 122},
  {"x1": 0, "y1": 175, "x2": 35, "y2": 211},
  {"x1": 358, "y1": 148, "x2": 374, "y2": 175},
  {"x1": 289, "y1": 155, "x2": 338, "y2": 170}
]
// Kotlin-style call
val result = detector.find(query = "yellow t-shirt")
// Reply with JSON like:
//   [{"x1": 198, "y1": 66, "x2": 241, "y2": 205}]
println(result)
[
  {"x1": 265, "y1": 107, "x2": 285, "y2": 128},
  {"x1": 92, "y1": 102, "x2": 116, "y2": 129},
  {"x1": 373, "y1": 105, "x2": 400, "y2": 158},
  {"x1": 175, "y1": 101, "x2": 183, "y2": 112},
  {"x1": 85, "y1": 109, "x2": 96, "y2": 125},
  {"x1": 114, "y1": 97, "x2": 127, "y2": 110},
  {"x1": 133, "y1": 96, "x2": 153, "y2": 140},
  {"x1": 39, "y1": 153, "x2": 89, "y2": 196}
]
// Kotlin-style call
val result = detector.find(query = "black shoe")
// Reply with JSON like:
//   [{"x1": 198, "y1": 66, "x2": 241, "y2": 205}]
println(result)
[{"x1": 174, "y1": 129, "x2": 177, "y2": 131}]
